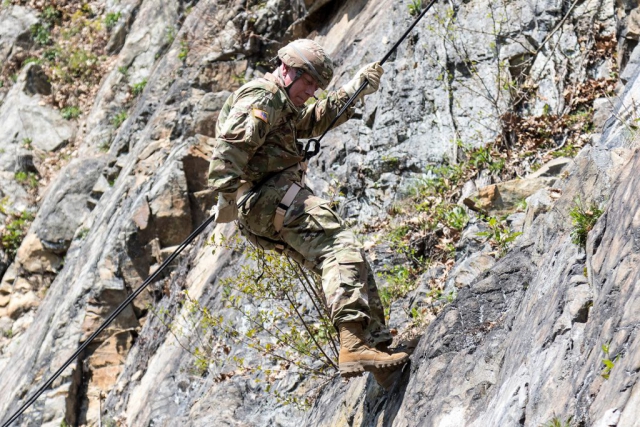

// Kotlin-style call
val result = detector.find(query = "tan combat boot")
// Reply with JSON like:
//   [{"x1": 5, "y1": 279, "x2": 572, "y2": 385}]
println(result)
[{"x1": 338, "y1": 322, "x2": 409, "y2": 378}]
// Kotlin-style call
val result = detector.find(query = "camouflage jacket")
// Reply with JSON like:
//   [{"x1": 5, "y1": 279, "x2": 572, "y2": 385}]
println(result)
[{"x1": 207, "y1": 72, "x2": 355, "y2": 193}]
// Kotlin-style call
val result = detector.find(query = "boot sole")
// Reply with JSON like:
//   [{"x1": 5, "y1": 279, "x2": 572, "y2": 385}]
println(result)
[{"x1": 339, "y1": 354, "x2": 409, "y2": 378}]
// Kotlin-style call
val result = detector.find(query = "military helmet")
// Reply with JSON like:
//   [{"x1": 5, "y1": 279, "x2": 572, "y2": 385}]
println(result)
[{"x1": 278, "y1": 39, "x2": 333, "y2": 89}]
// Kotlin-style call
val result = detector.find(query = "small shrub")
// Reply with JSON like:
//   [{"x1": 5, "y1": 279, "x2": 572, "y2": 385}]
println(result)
[
  {"x1": 178, "y1": 39, "x2": 189, "y2": 61},
  {"x1": 600, "y1": 342, "x2": 620, "y2": 380},
  {"x1": 166, "y1": 26, "x2": 177, "y2": 45},
  {"x1": 477, "y1": 217, "x2": 522, "y2": 257},
  {"x1": 42, "y1": 5, "x2": 61, "y2": 24},
  {"x1": 31, "y1": 23, "x2": 52, "y2": 45},
  {"x1": 104, "y1": 12, "x2": 121, "y2": 29},
  {"x1": 1, "y1": 210, "x2": 35, "y2": 259},
  {"x1": 43, "y1": 47, "x2": 61, "y2": 61},
  {"x1": 131, "y1": 78, "x2": 147, "y2": 96},
  {"x1": 408, "y1": 0, "x2": 422, "y2": 16},
  {"x1": 541, "y1": 416, "x2": 573, "y2": 427},
  {"x1": 569, "y1": 197, "x2": 603, "y2": 248},
  {"x1": 111, "y1": 111, "x2": 127, "y2": 128},
  {"x1": 61, "y1": 106, "x2": 81, "y2": 120},
  {"x1": 14, "y1": 171, "x2": 27, "y2": 182},
  {"x1": 15, "y1": 171, "x2": 38, "y2": 189},
  {"x1": 379, "y1": 264, "x2": 417, "y2": 320}
]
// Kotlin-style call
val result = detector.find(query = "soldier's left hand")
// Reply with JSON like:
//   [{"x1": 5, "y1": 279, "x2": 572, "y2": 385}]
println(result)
[{"x1": 343, "y1": 62, "x2": 384, "y2": 99}]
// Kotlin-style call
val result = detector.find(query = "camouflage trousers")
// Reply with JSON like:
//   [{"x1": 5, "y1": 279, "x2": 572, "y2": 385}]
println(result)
[{"x1": 238, "y1": 173, "x2": 392, "y2": 347}]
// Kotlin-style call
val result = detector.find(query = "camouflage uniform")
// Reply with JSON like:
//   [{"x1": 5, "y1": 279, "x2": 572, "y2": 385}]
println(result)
[{"x1": 208, "y1": 72, "x2": 392, "y2": 346}]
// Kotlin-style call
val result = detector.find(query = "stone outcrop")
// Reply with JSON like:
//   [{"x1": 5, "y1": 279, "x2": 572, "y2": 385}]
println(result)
[{"x1": 0, "y1": 0, "x2": 639, "y2": 426}]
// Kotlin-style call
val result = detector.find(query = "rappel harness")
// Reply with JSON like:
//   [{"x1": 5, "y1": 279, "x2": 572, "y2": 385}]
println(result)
[{"x1": 1, "y1": 1, "x2": 436, "y2": 425}]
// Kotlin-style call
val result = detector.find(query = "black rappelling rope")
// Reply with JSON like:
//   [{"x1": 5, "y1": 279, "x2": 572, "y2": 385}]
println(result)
[
  {"x1": 2, "y1": 2, "x2": 437, "y2": 424},
  {"x1": 1, "y1": 213, "x2": 218, "y2": 427}
]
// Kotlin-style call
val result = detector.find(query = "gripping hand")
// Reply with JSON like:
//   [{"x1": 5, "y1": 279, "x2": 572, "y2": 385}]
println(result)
[{"x1": 342, "y1": 62, "x2": 384, "y2": 99}]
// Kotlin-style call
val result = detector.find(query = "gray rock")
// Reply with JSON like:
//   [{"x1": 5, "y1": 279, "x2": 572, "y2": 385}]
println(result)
[
  {"x1": 0, "y1": 5, "x2": 38, "y2": 63},
  {"x1": 33, "y1": 158, "x2": 106, "y2": 253},
  {"x1": 0, "y1": 64, "x2": 76, "y2": 152}
]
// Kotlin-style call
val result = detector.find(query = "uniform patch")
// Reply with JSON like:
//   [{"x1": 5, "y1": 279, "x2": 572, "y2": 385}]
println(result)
[{"x1": 253, "y1": 108, "x2": 269, "y2": 123}]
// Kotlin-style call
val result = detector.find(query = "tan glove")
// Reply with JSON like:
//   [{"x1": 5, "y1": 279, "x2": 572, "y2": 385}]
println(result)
[
  {"x1": 215, "y1": 191, "x2": 238, "y2": 223},
  {"x1": 342, "y1": 62, "x2": 384, "y2": 99}
]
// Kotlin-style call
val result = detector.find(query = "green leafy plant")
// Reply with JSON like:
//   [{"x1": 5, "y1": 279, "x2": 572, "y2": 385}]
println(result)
[
  {"x1": 541, "y1": 416, "x2": 573, "y2": 427},
  {"x1": 178, "y1": 39, "x2": 189, "y2": 61},
  {"x1": 408, "y1": 0, "x2": 423, "y2": 16},
  {"x1": 21, "y1": 138, "x2": 33, "y2": 149},
  {"x1": 1, "y1": 210, "x2": 35, "y2": 259},
  {"x1": 569, "y1": 197, "x2": 603, "y2": 248},
  {"x1": 15, "y1": 171, "x2": 38, "y2": 189},
  {"x1": 148, "y1": 234, "x2": 338, "y2": 409},
  {"x1": 22, "y1": 57, "x2": 42, "y2": 67},
  {"x1": 111, "y1": 111, "x2": 127, "y2": 128},
  {"x1": 104, "y1": 11, "x2": 121, "y2": 29},
  {"x1": 14, "y1": 171, "x2": 27, "y2": 182},
  {"x1": 166, "y1": 26, "x2": 177, "y2": 45},
  {"x1": 477, "y1": 216, "x2": 522, "y2": 257},
  {"x1": 61, "y1": 106, "x2": 81, "y2": 120},
  {"x1": 600, "y1": 342, "x2": 620, "y2": 380},
  {"x1": 42, "y1": 5, "x2": 61, "y2": 24},
  {"x1": 31, "y1": 23, "x2": 52, "y2": 45},
  {"x1": 379, "y1": 264, "x2": 415, "y2": 319},
  {"x1": 131, "y1": 78, "x2": 147, "y2": 96}
]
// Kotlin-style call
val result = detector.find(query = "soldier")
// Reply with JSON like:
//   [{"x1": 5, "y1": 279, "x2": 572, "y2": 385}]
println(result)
[{"x1": 207, "y1": 39, "x2": 409, "y2": 388}]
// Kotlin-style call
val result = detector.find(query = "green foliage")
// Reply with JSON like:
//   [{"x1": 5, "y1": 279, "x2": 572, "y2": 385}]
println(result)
[
  {"x1": 104, "y1": 12, "x2": 121, "y2": 29},
  {"x1": 148, "y1": 234, "x2": 338, "y2": 409},
  {"x1": 76, "y1": 227, "x2": 90, "y2": 240},
  {"x1": 14, "y1": 171, "x2": 27, "y2": 182},
  {"x1": 600, "y1": 342, "x2": 620, "y2": 380},
  {"x1": 42, "y1": 5, "x2": 61, "y2": 24},
  {"x1": 61, "y1": 106, "x2": 81, "y2": 120},
  {"x1": 178, "y1": 39, "x2": 189, "y2": 61},
  {"x1": 541, "y1": 416, "x2": 573, "y2": 427},
  {"x1": 232, "y1": 73, "x2": 247, "y2": 85},
  {"x1": 43, "y1": 47, "x2": 61, "y2": 61},
  {"x1": 569, "y1": 197, "x2": 603, "y2": 248},
  {"x1": 1, "y1": 210, "x2": 35, "y2": 259},
  {"x1": 212, "y1": 235, "x2": 338, "y2": 374},
  {"x1": 117, "y1": 65, "x2": 129, "y2": 75},
  {"x1": 166, "y1": 26, "x2": 177, "y2": 46},
  {"x1": 379, "y1": 264, "x2": 418, "y2": 320},
  {"x1": 22, "y1": 57, "x2": 42, "y2": 67},
  {"x1": 408, "y1": 0, "x2": 422, "y2": 16},
  {"x1": 477, "y1": 216, "x2": 522, "y2": 257},
  {"x1": 111, "y1": 111, "x2": 127, "y2": 128},
  {"x1": 31, "y1": 23, "x2": 52, "y2": 45},
  {"x1": 131, "y1": 78, "x2": 147, "y2": 96},
  {"x1": 15, "y1": 171, "x2": 38, "y2": 189},
  {"x1": 2, "y1": 328, "x2": 13, "y2": 339},
  {"x1": 21, "y1": 138, "x2": 33, "y2": 149},
  {"x1": 444, "y1": 206, "x2": 468, "y2": 231},
  {"x1": 412, "y1": 163, "x2": 465, "y2": 197}
]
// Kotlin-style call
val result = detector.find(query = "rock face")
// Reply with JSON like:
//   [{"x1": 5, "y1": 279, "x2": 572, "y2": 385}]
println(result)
[{"x1": 0, "y1": 0, "x2": 639, "y2": 426}]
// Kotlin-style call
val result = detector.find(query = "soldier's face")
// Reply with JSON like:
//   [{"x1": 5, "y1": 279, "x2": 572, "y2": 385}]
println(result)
[{"x1": 283, "y1": 65, "x2": 319, "y2": 106}]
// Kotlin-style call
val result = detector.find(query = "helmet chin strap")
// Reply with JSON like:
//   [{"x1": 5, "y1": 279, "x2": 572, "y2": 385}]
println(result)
[{"x1": 278, "y1": 65, "x2": 304, "y2": 97}]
